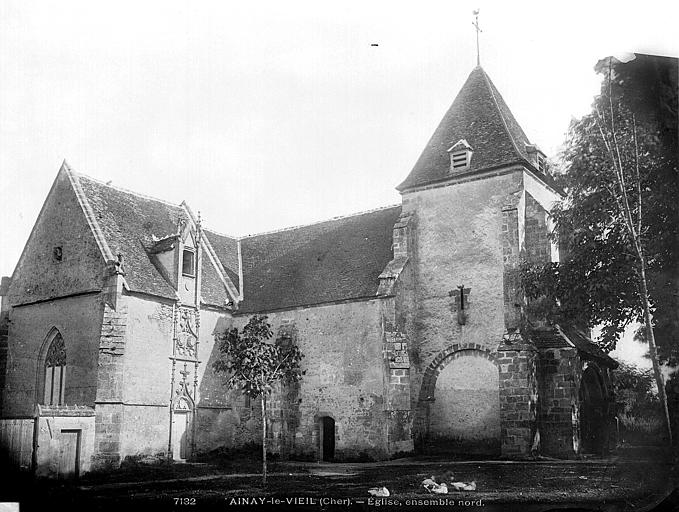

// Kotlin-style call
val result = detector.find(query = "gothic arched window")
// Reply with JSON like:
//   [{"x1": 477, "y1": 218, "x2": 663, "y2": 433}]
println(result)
[{"x1": 43, "y1": 333, "x2": 66, "y2": 406}]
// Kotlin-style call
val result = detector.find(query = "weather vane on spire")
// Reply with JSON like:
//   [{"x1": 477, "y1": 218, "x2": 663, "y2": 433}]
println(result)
[{"x1": 472, "y1": 9, "x2": 482, "y2": 67}]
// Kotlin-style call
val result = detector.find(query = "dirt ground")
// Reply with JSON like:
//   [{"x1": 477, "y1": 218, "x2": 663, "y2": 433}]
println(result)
[{"x1": 2, "y1": 446, "x2": 676, "y2": 512}]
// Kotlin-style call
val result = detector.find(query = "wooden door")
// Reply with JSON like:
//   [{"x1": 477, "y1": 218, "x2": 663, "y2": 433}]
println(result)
[{"x1": 58, "y1": 430, "x2": 80, "y2": 479}]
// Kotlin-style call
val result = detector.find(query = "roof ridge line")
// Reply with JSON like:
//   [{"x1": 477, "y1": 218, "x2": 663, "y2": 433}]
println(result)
[
  {"x1": 479, "y1": 69, "x2": 526, "y2": 163},
  {"x1": 202, "y1": 227, "x2": 239, "y2": 240},
  {"x1": 63, "y1": 163, "x2": 116, "y2": 263},
  {"x1": 70, "y1": 167, "x2": 184, "y2": 210},
  {"x1": 239, "y1": 204, "x2": 401, "y2": 240}
]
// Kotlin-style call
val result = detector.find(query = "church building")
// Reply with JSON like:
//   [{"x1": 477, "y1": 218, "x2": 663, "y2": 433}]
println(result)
[{"x1": 0, "y1": 66, "x2": 617, "y2": 478}]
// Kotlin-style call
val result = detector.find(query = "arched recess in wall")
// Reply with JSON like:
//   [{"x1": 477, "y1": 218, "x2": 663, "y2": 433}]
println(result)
[
  {"x1": 579, "y1": 363, "x2": 607, "y2": 454},
  {"x1": 419, "y1": 344, "x2": 500, "y2": 454},
  {"x1": 35, "y1": 327, "x2": 67, "y2": 406}
]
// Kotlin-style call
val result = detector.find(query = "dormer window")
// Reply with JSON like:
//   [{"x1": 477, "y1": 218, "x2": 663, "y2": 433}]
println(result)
[
  {"x1": 447, "y1": 139, "x2": 473, "y2": 172},
  {"x1": 182, "y1": 249, "x2": 195, "y2": 277},
  {"x1": 525, "y1": 144, "x2": 548, "y2": 174}
]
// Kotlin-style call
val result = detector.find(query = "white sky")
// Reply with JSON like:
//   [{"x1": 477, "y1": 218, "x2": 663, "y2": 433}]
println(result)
[{"x1": 1, "y1": 0, "x2": 676, "y2": 367}]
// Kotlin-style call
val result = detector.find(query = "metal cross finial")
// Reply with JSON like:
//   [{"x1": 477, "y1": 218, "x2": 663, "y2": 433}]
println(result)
[{"x1": 472, "y1": 9, "x2": 482, "y2": 67}]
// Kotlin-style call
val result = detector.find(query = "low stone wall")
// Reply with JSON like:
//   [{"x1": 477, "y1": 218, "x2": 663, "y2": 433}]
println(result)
[{"x1": 36, "y1": 405, "x2": 95, "y2": 478}]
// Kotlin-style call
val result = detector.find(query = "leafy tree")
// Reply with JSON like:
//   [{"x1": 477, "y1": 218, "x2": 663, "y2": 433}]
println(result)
[
  {"x1": 521, "y1": 55, "x2": 678, "y2": 443},
  {"x1": 213, "y1": 315, "x2": 304, "y2": 485},
  {"x1": 611, "y1": 363, "x2": 659, "y2": 417}
]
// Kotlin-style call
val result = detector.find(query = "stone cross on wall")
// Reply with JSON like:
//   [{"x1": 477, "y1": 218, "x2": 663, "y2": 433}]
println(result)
[
  {"x1": 179, "y1": 365, "x2": 191, "y2": 384},
  {"x1": 449, "y1": 286, "x2": 471, "y2": 325}
]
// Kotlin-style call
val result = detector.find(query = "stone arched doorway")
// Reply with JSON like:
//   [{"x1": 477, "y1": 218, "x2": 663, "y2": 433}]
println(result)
[
  {"x1": 419, "y1": 345, "x2": 500, "y2": 455},
  {"x1": 579, "y1": 365, "x2": 606, "y2": 454}
]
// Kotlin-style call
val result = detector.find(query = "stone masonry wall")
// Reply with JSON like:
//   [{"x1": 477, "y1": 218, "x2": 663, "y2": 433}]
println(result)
[
  {"x1": 116, "y1": 295, "x2": 173, "y2": 461},
  {"x1": 401, "y1": 170, "x2": 524, "y2": 448},
  {"x1": 195, "y1": 308, "x2": 258, "y2": 454},
  {"x1": 35, "y1": 407, "x2": 95, "y2": 478},
  {"x1": 524, "y1": 192, "x2": 551, "y2": 264},
  {"x1": 382, "y1": 287, "x2": 414, "y2": 455},
  {"x1": 7, "y1": 170, "x2": 105, "y2": 306},
  {"x1": 417, "y1": 346, "x2": 500, "y2": 454},
  {"x1": 537, "y1": 347, "x2": 582, "y2": 458},
  {"x1": 502, "y1": 205, "x2": 521, "y2": 331},
  {"x1": 90, "y1": 291, "x2": 251, "y2": 463},
  {"x1": 92, "y1": 276, "x2": 128, "y2": 470},
  {"x1": 218, "y1": 299, "x2": 392, "y2": 460},
  {"x1": 497, "y1": 338, "x2": 539, "y2": 457},
  {"x1": 1, "y1": 294, "x2": 103, "y2": 418}
]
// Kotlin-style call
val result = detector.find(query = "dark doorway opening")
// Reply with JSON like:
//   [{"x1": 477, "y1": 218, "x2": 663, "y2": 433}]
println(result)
[
  {"x1": 579, "y1": 367, "x2": 606, "y2": 454},
  {"x1": 319, "y1": 416, "x2": 335, "y2": 461}
]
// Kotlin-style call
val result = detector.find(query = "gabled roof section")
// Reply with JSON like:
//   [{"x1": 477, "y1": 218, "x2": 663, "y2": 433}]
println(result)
[
  {"x1": 203, "y1": 230, "x2": 240, "y2": 290},
  {"x1": 398, "y1": 66, "x2": 533, "y2": 192},
  {"x1": 238, "y1": 205, "x2": 401, "y2": 313},
  {"x1": 72, "y1": 170, "x2": 239, "y2": 304},
  {"x1": 448, "y1": 139, "x2": 473, "y2": 152},
  {"x1": 77, "y1": 173, "x2": 185, "y2": 299},
  {"x1": 559, "y1": 325, "x2": 619, "y2": 369},
  {"x1": 530, "y1": 326, "x2": 618, "y2": 369}
]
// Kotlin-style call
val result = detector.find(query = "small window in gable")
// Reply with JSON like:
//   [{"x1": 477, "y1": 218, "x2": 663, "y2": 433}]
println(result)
[
  {"x1": 447, "y1": 139, "x2": 473, "y2": 172},
  {"x1": 182, "y1": 249, "x2": 195, "y2": 277}
]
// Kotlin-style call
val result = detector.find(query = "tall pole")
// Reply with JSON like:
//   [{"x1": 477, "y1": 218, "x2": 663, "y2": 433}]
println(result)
[{"x1": 472, "y1": 9, "x2": 482, "y2": 67}]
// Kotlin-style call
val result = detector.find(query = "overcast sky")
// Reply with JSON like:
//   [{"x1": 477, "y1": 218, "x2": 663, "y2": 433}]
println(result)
[{"x1": 1, "y1": 0, "x2": 676, "y2": 365}]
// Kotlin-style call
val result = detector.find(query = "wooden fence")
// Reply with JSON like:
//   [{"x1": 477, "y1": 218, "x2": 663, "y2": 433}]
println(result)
[{"x1": 0, "y1": 418, "x2": 35, "y2": 471}]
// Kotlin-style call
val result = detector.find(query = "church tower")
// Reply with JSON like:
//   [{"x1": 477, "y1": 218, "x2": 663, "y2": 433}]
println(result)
[{"x1": 396, "y1": 66, "x2": 561, "y2": 456}]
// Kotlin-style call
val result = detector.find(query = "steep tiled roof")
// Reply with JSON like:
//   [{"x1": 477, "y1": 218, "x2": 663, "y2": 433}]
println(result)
[
  {"x1": 238, "y1": 206, "x2": 401, "y2": 313},
  {"x1": 78, "y1": 174, "x2": 184, "y2": 299},
  {"x1": 204, "y1": 230, "x2": 240, "y2": 289},
  {"x1": 76, "y1": 173, "x2": 238, "y2": 305},
  {"x1": 398, "y1": 66, "x2": 533, "y2": 191},
  {"x1": 531, "y1": 326, "x2": 618, "y2": 368},
  {"x1": 531, "y1": 329, "x2": 569, "y2": 349},
  {"x1": 560, "y1": 326, "x2": 619, "y2": 369},
  {"x1": 73, "y1": 171, "x2": 398, "y2": 311}
]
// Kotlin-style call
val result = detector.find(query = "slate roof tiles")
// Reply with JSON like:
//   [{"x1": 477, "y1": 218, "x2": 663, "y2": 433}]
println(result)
[
  {"x1": 238, "y1": 206, "x2": 401, "y2": 313},
  {"x1": 78, "y1": 174, "x2": 184, "y2": 299},
  {"x1": 72, "y1": 170, "x2": 399, "y2": 312},
  {"x1": 398, "y1": 66, "x2": 535, "y2": 191}
]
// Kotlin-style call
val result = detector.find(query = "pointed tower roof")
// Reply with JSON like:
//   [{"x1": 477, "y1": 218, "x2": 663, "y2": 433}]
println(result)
[{"x1": 397, "y1": 66, "x2": 535, "y2": 191}]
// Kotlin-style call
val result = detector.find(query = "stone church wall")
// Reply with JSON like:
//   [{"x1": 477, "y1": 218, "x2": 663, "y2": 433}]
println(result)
[
  {"x1": 537, "y1": 347, "x2": 582, "y2": 458},
  {"x1": 1, "y1": 294, "x2": 103, "y2": 417},
  {"x1": 108, "y1": 297, "x2": 256, "y2": 461},
  {"x1": 524, "y1": 192, "x2": 551, "y2": 264},
  {"x1": 220, "y1": 298, "x2": 393, "y2": 460},
  {"x1": 114, "y1": 295, "x2": 174, "y2": 459},
  {"x1": 402, "y1": 170, "x2": 523, "y2": 452},
  {"x1": 195, "y1": 308, "x2": 260, "y2": 454},
  {"x1": 7, "y1": 171, "x2": 105, "y2": 306}
]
